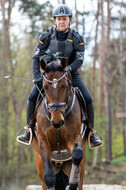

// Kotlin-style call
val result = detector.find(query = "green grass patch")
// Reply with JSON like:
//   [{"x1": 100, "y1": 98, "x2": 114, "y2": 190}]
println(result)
[
  {"x1": 111, "y1": 156, "x2": 126, "y2": 164},
  {"x1": 1, "y1": 187, "x2": 25, "y2": 190}
]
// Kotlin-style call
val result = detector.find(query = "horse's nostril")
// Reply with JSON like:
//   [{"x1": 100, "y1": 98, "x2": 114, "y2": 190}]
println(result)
[
  {"x1": 60, "y1": 120, "x2": 64, "y2": 126},
  {"x1": 51, "y1": 120, "x2": 64, "y2": 128}
]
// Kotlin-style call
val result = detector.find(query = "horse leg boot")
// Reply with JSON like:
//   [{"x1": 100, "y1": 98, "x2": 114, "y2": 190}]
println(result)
[
  {"x1": 17, "y1": 100, "x2": 35, "y2": 143},
  {"x1": 87, "y1": 102, "x2": 102, "y2": 148},
  {"x1": 43, "y1": 158, "x2": 55, "y2": 190},
  {"x1": 66, "y1": 143, "x2": 83, "y2": 190}
]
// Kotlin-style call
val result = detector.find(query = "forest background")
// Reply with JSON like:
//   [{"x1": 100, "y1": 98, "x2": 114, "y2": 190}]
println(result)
[{"x1": 0, "y1": 0, "x2": 126, "y2": 189}]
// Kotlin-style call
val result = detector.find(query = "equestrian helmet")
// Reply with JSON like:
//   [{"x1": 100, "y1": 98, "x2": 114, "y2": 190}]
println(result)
[{"x1": 52, "y1": 4, "x2": 72, "y2": 18}]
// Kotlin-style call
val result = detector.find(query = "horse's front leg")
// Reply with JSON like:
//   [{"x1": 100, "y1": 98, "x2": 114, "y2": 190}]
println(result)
[
  {"x1": 66, "y1": 142, "x2": 83, "y2": 190},
  {"x1": 38, "y1": 135, "x2": 55, "y2": 190}
]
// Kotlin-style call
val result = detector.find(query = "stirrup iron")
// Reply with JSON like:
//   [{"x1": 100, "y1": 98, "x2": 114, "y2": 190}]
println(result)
[
  {"x1": 88, "y1": 130, "x2": 103, "y2": 149},
  {"x1": 16, "y1": 126, "x2": 32, "y2": 146}
]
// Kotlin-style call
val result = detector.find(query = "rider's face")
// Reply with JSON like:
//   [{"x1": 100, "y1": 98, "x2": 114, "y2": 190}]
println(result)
[{"x1": 55, "y1": 16, "x2": 70, "y2": 31}]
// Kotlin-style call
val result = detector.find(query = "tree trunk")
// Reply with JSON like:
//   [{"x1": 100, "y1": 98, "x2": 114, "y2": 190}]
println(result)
[
  {"x1": 0, "y1": 0, "x2": 18, "y2": 185},
  {"x1": 104, "y1": 0, "x2": 112, "y2": 163},
  {"x1": 62, "y1": 0, "x2": 65, "y2": 4},
  {"x1": 92, "y1": 0, "x2": 100, "y2": 168},
  {"x1": 98, "y1": 0, "x2": 104, "y2": 116},
  {"x1": 0, "y1": 0, "x2": 10, "y2": 185},
  {"x1": 119, "y1": 2, "x2": 126, "y2": 156},
  {"x1": 91, "y1": 0, "x2": 100, "y2": 99},
  {"x1": 75, "y1": 0, "x2": 78, "y2": 30}
]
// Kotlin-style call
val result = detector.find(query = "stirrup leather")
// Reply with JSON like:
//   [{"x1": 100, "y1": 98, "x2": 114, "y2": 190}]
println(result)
[
  {"x1": 16, "y1": 126, "x2": 32, "y2": 146},
  {"x1": 88, "y1": 130, "x2": 103, "y2": 149}
]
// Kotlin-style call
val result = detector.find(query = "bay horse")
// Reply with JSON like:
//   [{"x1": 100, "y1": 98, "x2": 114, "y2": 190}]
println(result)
[{"x1": 32, "y1": 58, "x2": 87, "y2": 190}]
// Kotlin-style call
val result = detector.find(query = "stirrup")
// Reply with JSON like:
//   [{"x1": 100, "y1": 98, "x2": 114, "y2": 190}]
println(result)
[
  {"x1": 88, "y1": 130, "x2": 103, "y2": 149},
  {"x1": 16, "y1": 126, "x2": 32, "y2": 146}
]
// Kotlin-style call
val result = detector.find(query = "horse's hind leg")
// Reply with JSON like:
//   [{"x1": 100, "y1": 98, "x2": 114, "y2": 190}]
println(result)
[{"x1": 66, "y1": 142, "x2": 83, "y2": 190}]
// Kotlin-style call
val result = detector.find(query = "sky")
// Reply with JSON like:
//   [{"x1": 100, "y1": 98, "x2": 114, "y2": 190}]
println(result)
[{"x1": 11, "y1": 0, "x2": 95, "y2": 35}]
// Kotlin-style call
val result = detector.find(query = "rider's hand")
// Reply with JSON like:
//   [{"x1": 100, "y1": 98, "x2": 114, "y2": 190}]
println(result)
[{"x1": 65, "y1": 66, "x2": 72, "y2": 72}]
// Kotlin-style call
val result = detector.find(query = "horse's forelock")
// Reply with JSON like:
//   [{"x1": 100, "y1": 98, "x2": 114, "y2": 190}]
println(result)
[{"x1": 45, "y1": 61, "x2": 64, "y2": 73}]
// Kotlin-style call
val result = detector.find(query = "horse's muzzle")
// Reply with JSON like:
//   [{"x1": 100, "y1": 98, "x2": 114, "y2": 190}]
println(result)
[{"x1": 51, "y1": 120, "x2": 64, "y2": 128}]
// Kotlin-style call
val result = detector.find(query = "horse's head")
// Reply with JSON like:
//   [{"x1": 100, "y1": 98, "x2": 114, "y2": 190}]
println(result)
[{"x1": 40, "y1": 58, "x2": 72, "y2": 128}]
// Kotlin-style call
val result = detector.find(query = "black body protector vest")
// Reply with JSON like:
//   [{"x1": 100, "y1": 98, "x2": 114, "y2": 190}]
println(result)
[{"x1": 47, "y1": 27, "x2": 74, "y2": 60}]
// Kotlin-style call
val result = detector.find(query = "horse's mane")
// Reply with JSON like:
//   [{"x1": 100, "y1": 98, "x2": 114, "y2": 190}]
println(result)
[{"x1": 42, "y1": 50, "x2": 67, "y2": 73}]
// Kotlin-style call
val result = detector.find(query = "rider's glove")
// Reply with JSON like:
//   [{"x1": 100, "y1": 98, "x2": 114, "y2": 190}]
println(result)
[{"x1": 65, "y1": 66, "x2": 72, "y2": 72}]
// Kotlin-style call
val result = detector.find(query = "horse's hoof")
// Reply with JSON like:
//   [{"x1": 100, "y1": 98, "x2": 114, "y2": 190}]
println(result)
[
  {"x1": 65, "y1": 185, "x2": 70, "y2": 190},
  {"x1": 65, "y1": 185, "x2": 78, "y2": 190}
]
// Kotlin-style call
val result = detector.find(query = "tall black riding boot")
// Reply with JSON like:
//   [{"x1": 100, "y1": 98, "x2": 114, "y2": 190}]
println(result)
[
  {"x1": 87, "y1": 103, "x2": 102, "y2": 148},
  {"x1": 17, "y1": 100, "x2": 35, "y2": 143}
]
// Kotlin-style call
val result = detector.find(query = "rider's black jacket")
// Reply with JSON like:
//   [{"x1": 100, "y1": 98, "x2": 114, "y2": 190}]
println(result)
[{"x1": 32, "y1": 27, "x2": 85, "y2": 79}]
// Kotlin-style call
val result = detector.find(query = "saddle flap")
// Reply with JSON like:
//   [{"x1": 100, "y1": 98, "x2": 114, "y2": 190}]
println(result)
[
  {"x1": 51, "y1": 150, "x2": 72, "y2": 162},
  {"x1": 75, "y1": 87, "x2": 88, "y2": 122}
]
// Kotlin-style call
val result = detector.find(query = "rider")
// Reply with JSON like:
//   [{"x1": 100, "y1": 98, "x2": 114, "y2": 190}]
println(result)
[{"x1": 17, "y1": 4, "x2": 102, "y2": 148}]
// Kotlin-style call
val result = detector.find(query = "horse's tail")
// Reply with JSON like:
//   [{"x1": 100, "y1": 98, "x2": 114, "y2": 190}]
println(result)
[{"x1": 55, "y1": 169, "x2": 69, "y2": 190}]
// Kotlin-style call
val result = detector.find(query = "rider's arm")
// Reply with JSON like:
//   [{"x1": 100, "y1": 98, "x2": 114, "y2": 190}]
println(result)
[
  {"x1": 68, "y1": 33, "x2": 85, "y2": 72},
  {"x1": 32, "y1": 32, "x2": 51, "y2": 79}
]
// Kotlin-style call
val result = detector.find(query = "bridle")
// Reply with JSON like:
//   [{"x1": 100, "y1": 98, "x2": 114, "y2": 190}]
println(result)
[
  {"x1": 43, "y1": 71, "x2": 70, "y2": 115},
  {"x1": 43, "y1": 70, "x2": 76, "y2": 126}
]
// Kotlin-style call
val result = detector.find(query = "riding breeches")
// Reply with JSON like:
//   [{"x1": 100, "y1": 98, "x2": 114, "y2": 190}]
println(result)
[
  {"x1": 28, "y1": 85, "x2": 40, "y2": 104},
  {"x1": 72, "y1": 74, "x2": 93, "y2": 107}
]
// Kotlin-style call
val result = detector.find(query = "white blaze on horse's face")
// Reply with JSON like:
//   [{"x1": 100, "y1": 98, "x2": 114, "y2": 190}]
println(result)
[{"x1": 52, "y1": 79, "x2": 58, "y2": 89}]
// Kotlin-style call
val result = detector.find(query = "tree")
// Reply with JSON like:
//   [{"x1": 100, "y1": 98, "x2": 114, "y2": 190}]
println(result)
[
  {"x1": 0, "y1": 0, "x2": 16, "y2": 185},
  {"x1": 104, "y1": 0, "x2": 112, "y2": 162},
  {"x1": 92, "y1": 0, "x2": 100, "y2": 168},
  {"x1": 98, "y1": 0, "x2": 104, "y2": 116},
  {"x1": 75, "y1": 0, "x2": 78, "y2": 30},
  {"x1": 119, "y1": 1, "x2": 126, "y2": 156},
  {"x1": 19, "y1": 0, "x2": 53, "y2": 37},
  {"x1": 62, "y1": 0, "x2": 65, "y2": 3},
  {"x1": 91, "y1": 0, "x2": 100, "y2": 99}
]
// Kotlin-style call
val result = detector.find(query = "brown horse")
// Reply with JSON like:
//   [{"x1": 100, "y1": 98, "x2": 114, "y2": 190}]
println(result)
[{"x1": 32, "y1": 58, "x2": 86, "y2": 190}]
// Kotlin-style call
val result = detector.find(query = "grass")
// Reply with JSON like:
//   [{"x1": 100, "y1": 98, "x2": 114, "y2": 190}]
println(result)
[
  {"x1": 0, "y1": 187, "x2": 25, "y2": 190},
  {"x1": 111, "y1": 156, "x2": 126, "y2": 164}
]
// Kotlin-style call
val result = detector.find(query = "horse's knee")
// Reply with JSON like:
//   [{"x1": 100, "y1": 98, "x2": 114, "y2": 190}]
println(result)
[
  {"x1": 44, "y1": 168, "x2": 55, "y2": 188},
  {"x1": 72, "y1": 143, "x2": 83, "y2": 166}
]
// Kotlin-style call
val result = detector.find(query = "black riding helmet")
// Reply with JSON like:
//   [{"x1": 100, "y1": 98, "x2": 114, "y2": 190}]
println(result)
[{"x1": 52, "y1": 4, "x2": 72, "y2": 18}]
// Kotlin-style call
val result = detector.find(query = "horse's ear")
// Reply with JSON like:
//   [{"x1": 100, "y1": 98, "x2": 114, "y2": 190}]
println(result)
[
  {"x1": 40, "y1": 59, "x2": 48, "y2": 71},
  {"x1": 60, "y1": 58, "x2": 67, "y2": 69}
]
